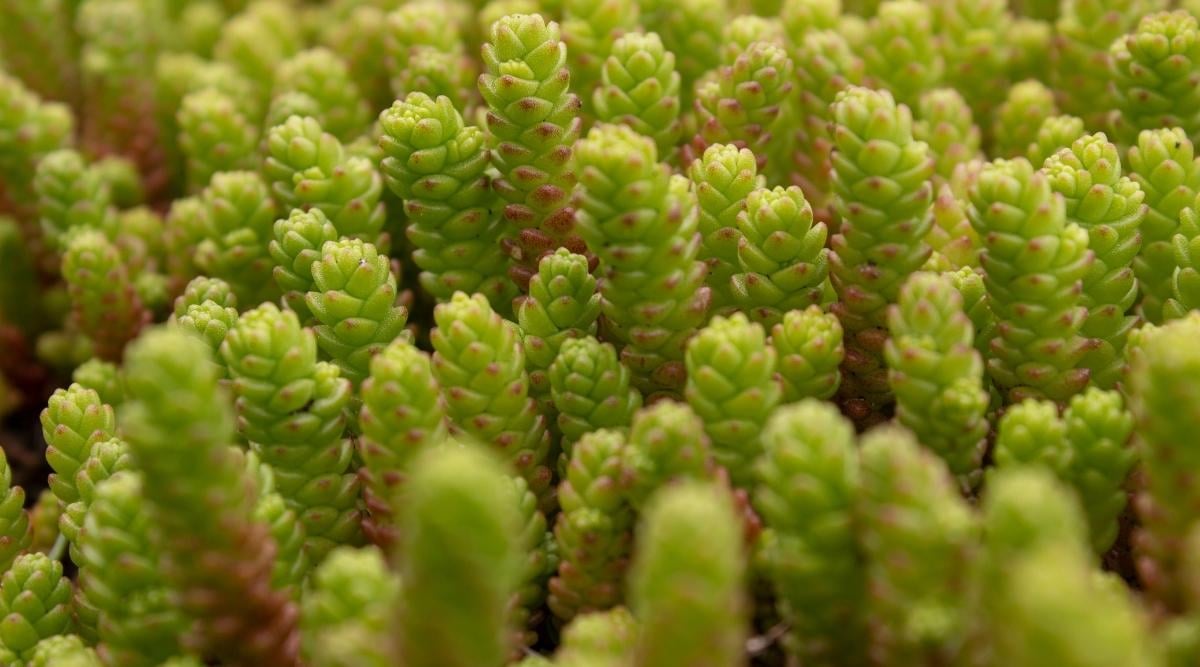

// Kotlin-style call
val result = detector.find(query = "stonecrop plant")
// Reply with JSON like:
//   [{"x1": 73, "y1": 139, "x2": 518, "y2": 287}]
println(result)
[{"x1": 7, "y1": 0, "x2": 1200, "y2": 666}]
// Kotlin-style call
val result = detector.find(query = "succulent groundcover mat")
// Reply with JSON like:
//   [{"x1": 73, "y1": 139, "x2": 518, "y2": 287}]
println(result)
[{"x1": 1, "y1": 0, "x2": 1200, "y2": 664}]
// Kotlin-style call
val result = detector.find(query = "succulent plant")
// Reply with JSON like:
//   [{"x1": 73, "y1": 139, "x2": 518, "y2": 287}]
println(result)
[
  {"x1": 915, "y1": 88, "x2": 982, "y2": 182},
  {"x1": 687, "y1": 144, "x2": 761, "y2": 312},
  {"x1": 77, "y1": 472, "x2": 186, "y2": 666},
  {"x1": 592, "y1": 32, "x2": 682, "y2": 155},
  {"x1": 628, "y1": 481, "x2": 747, "y2": 667},
  {"x1": 858, "y1": 426, "x2": 976, "y2": 664},
  {"x1": 379, "y1": 93, "x2": 516, "y2": 313},
  {"x1": 693, "y1": 41, "x2": 795, "y2": 185},
  {"x1": 123, "y1": 329, "x2": 301, "y2": 665},
  {"x1": 271, "y1": 48, "x2": 370, "y2": 143},
  {"x1": 431, "y1": 292, "x2": 553, "y2": 508},
  {"x1": 967, "y1": 158, "x2": 1093, "y2": 402},
  {"x1": 993, "y1": 79, "x2": 1059, "y2": 159},
  {"x1": 862, "y1": 1, "x2": 944, "y2": 109},
  {"x1": 828, "y1": 86, "x2": 934, "y2": 417},
  {"x1": 1128, "y1": 128, "x2": 1200, "y2": 324},
  {"x1": 177, "y1": 88, "x2": 257, "y2": 193},
  {"x1": 1042, "y1": 132, "x2": 1144, "y2": 389},
  {"x1": 574, "y1": 123, "x2": 709, "y2": 396},
  {"x1": 479, "y1": 14, "x2": 587, "y2": 289},
  {"x1": 755, "y1": 401, "x2": 866, "y2": 666},
  {"x1": 77, "y1": 0, "x2": 169, "y2": 198},
  {"x1": 358, "y1": 339, "x2": 447, "y2": 548},
  {"x1": 731, "y1": 186, "x2": 829, "y2": 326},
  {"x1": 885, "y1": 272, "x2": 988, "y2": 482},
  {"x1": 791, "y1": 30, "x2": 864, "y2": 215},
  {"x1": 549, "y1": 337, "x2": 642, "y2": 456},
  {"x1": 1027, "y1": 114, "x2": 1086, "y2": 167},
  {"x1": 1109, "y1": 11, "x2": 1200, "y2": 147},
  {"x1": 397, "y1": 445, "x2": 522, "y2": 667},
  {"x1": 517, "y1": 248, "x2": 601, "y2": 415},
  {"x1": 1052, "y1": 0, "x2": 1158, "y2": 130},
  {"x1": 1129, "y1": 315, "x2": 1200, "y2": 614},
  {"x1": 685, "y1": 313, "x2": 780, "y2": 488},
  {"x1": 221, "y1": 303, "x2": 359, "y2": 563},
  {"x1": 301, "y1": 545, "x2": 399, "y2": 666},
  {"x1": 0, "y1": 553, "x2": 72, "y2": 664},
  {"x1": 549, "y1": 429, "x2": 634, "y2": 622},
  {"x1": 263, "y1": 115, "x2": 388, "y2": 251},
  {"x1": 306, "y1": 238, "x2": 410, "y2": 384},
  {"x1": 2, "y1": 3, "x2": 1200, "y2": 664}
]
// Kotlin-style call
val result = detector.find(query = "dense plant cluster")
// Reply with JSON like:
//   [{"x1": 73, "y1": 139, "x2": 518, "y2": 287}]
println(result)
[{"x1": 5, "y1": 0, "x2": 1200, "y2": 665}]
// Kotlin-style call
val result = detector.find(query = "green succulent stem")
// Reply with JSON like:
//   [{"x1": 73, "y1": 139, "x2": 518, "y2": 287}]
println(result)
[
  {"x1": 1109, "y1": 11, "x2": 1200, "y2": 147},
  {"x1": 621, "y1": 401, "x2": 715, "y2": 511},
  {"x1": 1062, "y1": 387, "x2": 1137, "y2": 554},
  {"x1": 731, "y1": 186, "x2": 829, "y2": 327},
  {"x1": 562, "y1": 0, "x2": 640, "y2": 98},
  {"x1": 0, "y1": 554, "x2": 73, "y2": 664},
  {"x1": 268, "y1": 208, "x2": 337, "y2": 320},
  {"x1": 549, "y1": 337, "x2": 642, "y2": 460},
  {"x1": 271, "y1": 48, "x2": 370, "y2": 143},
  {"x1": 574, "y1": 124, "x2": 709, "y2": 396},
  {"x1": 123, "y1": 328, "x2": 302, "y2": 665},
  {"x1": 687, "y1": 144, "x2": 761, "y2": 312},
  {"x1": 77, "y1": 0, "x2": 170, "y2": 198},
  {"x1": 992, "y1": 80, "x2": 1058, "y2": 160},
  {"x1": 0, "y1": 0, "x2": 78, "y2": 109},
  {"x1": 693, "y1": 42, "x2": 796, "y2": 185},
  {"x1": 550, "y1": 430, "x2": 634, "y2": 623},
  {"x1": 1027, "y1": 114, "x2": 1086, "y2": 168},
  {"x1": 858, "y1": 426, "x2": 976, "y2": 664},
  {"x1": 77, "y1": 473, "x2": 186, "y2": 667},
  {"x1": 358, "y1": 339, "x2": 448, "y2": 549},
  {"x1": 1129, "y1": 316, "x2": 1200, "y2": 614},
  {"x1": 966, "y1": 158, "x2": 1093, "y2": 403},
  {"x1": 885, "y1": 272, "x2": 988, "y2": 482},
  {"x1": 302, "y1": 545, "x2": 400, "y2": 667},
  {"x1": 431, "y1": 292, "x2": 554, "y2": 508},
  {"x1": 32, "y1": 149, "x2": 115, "y2": 253},
  {"x1": 685, "y1": 313, "x2": 781, "y2": 488},
  {"x1": 61, "y1": 229, "x2": 147, "y2": 362},
  {"x1": 1051, "y1": 0, "x2": 1153, "y2": 130},
  {"x1": 305, "y1": 238, "x2": 410, "y2": 384},
  {"x1": 263, "y1": 115, "x2": 388, "y2": 251},
  {"x1": 214, "y1": 0, "x2": 303, "y2": 110},
  {"x1": 378, "y1": 92, "x2": 517, "y2": 313},
  {"x1": 59, "y1": 438, "x2": 131, "y2": 577},
  {"x1": 1128, "y1": 128, "x2": 1200, "y2": 324},
  {"x1": 0, "y1": 448, "x2": 30, "y2": 576},
  {"x1": 755, "y1": 400, "x2": 867, "y2": 667},
  {"x1": 592, "y1": 31, "x2": 682, "y2": 155},
  {"x1": 194, "y1": 171, "x2": 279, "y2": 307},
  {"x1": 177, "y1": 87, "x2": 258, "y2": 193},
  {"x1": 397, "y1": 446, "x2": 522, "y2": 667},
  {"x1": 914, "y1": 88, "x2": 982, "y2": 183},
  {"x1": 479, "y1": 13, "x2": 588, "y2": 289},
  {"x1": 39, "y1": 383, "x2": 115, "y2": 509},
  {"x1": 28, "y1": 635, "x2": 101, "y2": 667},
  {"x1": 517, "y1": 248, "x2": 602, "y2": 417},
  {"x1": 770, "y1": 306, "x2": 845, "y2": 403},
  {"x1": 384, "y1": 2, "x2": 473, "y2": 110},
  {"x1": 1167, "y1": 197, "x2": 1200, "y2": 319},
  {"x1": 628, "y1": 481, "x2": 747, "y2": 667},
  {"x1": 862, "y1": 1, "x2": 943, "y2": 109},
  {"x1": 221, "y1": 303, "x2": 360, "y2": 563},
  {"x1": 1043, "y1": 132, "x2": 1144, "y2": 389},
  {"x1": 0, "y1": 73, "x2": 72, "y2": 272},
  {"x1": 829, "y1": 86, "x2": 934, "y2": 416}
]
